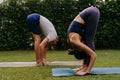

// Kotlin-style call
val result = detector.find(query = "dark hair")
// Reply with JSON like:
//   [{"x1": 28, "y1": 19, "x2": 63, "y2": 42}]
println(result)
[{"x1": 68, "y1": 49, "x2": 87, "y2": 60}]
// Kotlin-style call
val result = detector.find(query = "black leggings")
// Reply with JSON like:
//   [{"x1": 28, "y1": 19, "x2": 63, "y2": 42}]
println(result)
[{"x1": 79, "y1": 7, "x2": 100, "y2": 66}]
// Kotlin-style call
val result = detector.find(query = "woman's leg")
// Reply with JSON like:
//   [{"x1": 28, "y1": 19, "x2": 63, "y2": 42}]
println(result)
[{"x1": 80, "y1": 7, "x2": 100, "y2": 66}]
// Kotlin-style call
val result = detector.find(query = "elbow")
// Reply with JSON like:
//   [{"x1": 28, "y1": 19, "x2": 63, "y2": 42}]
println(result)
[
  {"x1": 91, "y1": 52, "x2": 97, "y2": 59},
  {"x1": 94, "y1": 53, "x2": 97, "y2": 60},
  {"x1": 69, "y1": 38, "x2": 76, "y2": 45}
]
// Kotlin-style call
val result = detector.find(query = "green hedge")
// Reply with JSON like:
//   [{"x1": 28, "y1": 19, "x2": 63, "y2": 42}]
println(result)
[
  {"x1": 0, "y1": 0, "x2": 120, "y2": 50},
  {"x1": 95, "y1": 0, "x2": 120, "y2": 49}
]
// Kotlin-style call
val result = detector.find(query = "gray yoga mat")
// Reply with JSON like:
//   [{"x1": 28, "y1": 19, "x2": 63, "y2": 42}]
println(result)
[{"x1": 0, "y1": 61, "x2": 81, "y2": 67}]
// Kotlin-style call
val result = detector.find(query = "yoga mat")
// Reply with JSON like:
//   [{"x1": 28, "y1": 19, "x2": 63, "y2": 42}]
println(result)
[
  {"x1": 52, "y1": 68, "x2": 75, "y2": 76},
  {"x1": 0, "y1": 61, "x2": 81, "y2": 67},
  {"x1": 52, "y1": 68, "x2": 120, "y2": 76},
  {"x1": 91, "y1": 68, "x2": 120, "y2": 74}
]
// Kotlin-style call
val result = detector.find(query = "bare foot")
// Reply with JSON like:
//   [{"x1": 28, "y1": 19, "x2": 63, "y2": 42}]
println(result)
[
  {"x1": 36, "y1": 62, "x2": 43, "y2": 66},
  {"x1": 42, "y1": 60, "x2": 51, "y2": 66},
  {"x1": 75, "y1": 71, "x2": 89, "y2": 76},
  {"x1": 72, "y1": 66, "x2": 87, "y2": 72},
  {"x1": 72, "y1": 68, "x2": 81, "y2": 72},
  {"x1": 36, "y1": 59, "x2": 43, "y2": 66},
  {"x1": 78, "y1": 66, "x2": 87, "y2": 72}
]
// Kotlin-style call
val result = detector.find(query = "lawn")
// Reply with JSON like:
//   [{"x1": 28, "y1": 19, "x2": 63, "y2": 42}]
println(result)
[{"x1": 0, "y1": 50, "x2": 120, "y2": 80}]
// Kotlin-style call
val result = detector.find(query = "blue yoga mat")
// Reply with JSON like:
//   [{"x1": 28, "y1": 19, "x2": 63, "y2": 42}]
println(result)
[
  {"x1": 52, "y1": 68, "x2": 120, "y2": 76},
  {"x1": 52, "y1": 68, "x2": 75, "y2": 76},
  {"x1": 91, "y1": 68, "x2": 120, "y2": 74}
]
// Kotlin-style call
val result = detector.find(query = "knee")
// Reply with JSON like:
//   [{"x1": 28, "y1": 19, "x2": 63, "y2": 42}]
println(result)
[
  {"x1": 92, "y1": 52, "x2": 97, "y2": 59},
  {"x1": 34, "y1": 37, "x2": 41, "y2": 44}
]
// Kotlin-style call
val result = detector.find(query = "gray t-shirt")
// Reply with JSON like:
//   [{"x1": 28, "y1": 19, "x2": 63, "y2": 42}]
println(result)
[{"x1": 40, "y1": 15, "x2": 58, "y2": 42}]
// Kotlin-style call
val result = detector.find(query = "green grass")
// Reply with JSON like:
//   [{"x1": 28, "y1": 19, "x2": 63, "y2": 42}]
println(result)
[{"x1": 0, "y1": 50, "x2": 120, "y2": 80}]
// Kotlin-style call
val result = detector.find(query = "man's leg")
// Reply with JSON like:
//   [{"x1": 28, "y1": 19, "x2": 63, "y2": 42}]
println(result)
[
  {"x1": 39, "y1": 37, "x2": 49, "y2": 65},
  {"x1": 32, "y1": 34, "x2": 42, "y2": 65}
]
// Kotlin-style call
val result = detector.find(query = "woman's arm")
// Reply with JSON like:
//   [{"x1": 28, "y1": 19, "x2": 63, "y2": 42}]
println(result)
[{"x1": 69, "y1": 33, "x2": 96, "y2": 75}]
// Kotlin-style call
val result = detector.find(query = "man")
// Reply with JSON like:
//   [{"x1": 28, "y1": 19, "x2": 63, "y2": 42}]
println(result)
[{"x1": 27, "y1": 13, "x2": 58, "y2": 66}]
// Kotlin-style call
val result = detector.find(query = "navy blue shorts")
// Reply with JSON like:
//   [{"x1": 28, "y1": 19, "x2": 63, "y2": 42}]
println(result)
[
  {"x1": 67, "y1": 21, "x2": 85, "y2": 38},
  {"x1": 26, "y1": 13, "x2": 41, "y2": 35}
]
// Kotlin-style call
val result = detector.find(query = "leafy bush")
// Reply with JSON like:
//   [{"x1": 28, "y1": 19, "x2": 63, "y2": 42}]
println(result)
[{"x1": 0, "y1": 0, "x2": 120, "y2": 50}]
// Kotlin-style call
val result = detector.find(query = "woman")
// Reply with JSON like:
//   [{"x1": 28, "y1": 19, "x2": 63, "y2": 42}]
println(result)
[{"x1": 67, "y1": 6, "x2": 100, "y2": 75}]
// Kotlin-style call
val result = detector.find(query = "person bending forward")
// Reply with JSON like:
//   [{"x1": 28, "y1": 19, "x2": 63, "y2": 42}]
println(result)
[
  {"x1": 67, "y1": 6, "x2": 100, "y2": 75},
  {"x1": 27, "y1": 13, "x2": 58, "y2": 66}
]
